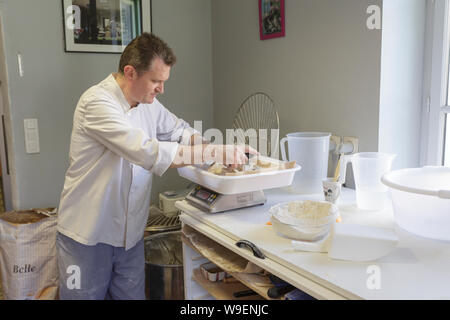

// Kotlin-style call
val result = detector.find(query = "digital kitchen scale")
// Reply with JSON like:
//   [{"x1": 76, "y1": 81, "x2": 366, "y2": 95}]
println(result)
[{"x1": 186, "y1": 185, "x2": 267, "y2": 213}]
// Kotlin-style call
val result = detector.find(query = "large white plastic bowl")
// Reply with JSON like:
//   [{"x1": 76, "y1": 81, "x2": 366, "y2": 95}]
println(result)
[{"x1": 381, "y1": 166, "x2": 450, "y2": 241}]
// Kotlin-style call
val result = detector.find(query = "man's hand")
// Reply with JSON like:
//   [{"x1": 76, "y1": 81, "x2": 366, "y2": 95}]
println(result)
[
  {"x1": 170, "y1": 144, "x2": 259, "y2": 168},
  {"x1": 203, "y1": 144, "x2": 259, "y2": 168}
]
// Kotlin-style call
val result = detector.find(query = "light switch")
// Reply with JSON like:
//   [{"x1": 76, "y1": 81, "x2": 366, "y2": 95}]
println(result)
[
  {"x1": 26, "y1": 119, "x2": 36, "y2": 129},
  {"x1": 24, "y1": 119, "x2": 40, "y2": 154}
]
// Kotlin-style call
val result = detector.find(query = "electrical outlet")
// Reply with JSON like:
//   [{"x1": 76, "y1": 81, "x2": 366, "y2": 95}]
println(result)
[
  {"x1": 343, "y1": 137, "x2": 359, "y2": 154},
  {"x1": 330, "y1": 135, "x2": 342, "y2": 154}
]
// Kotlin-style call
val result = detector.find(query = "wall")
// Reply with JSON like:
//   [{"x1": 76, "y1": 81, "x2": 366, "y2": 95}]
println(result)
[
  {"x1": 212, "y1": 0, "x2": 383, "y2": 159},
  {"x1": 0, "y1": 0, "x2": 213, "y2": 209},
  {"x1": 379, "y1": 0, "x2": 426, "y2": 170},
  {"x1": 0, "y1": 0, "x2": 117, "y2": 210},
  {"x1": 150, "y1": 0, "x2": 214, "y2": 200},
  {"x1": 0, "y1": 0, "x2": 427, "y2": 209}
]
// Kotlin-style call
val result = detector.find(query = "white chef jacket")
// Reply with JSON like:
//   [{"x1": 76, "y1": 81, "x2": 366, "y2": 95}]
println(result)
[{"x1": 58, "y1": 74, "x2": 196, "y2": 250}]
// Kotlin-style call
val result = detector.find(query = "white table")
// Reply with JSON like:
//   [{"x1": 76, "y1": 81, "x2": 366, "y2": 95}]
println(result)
[{"x1": 177, "y1": 187, "x2": 450, "y2": 300}]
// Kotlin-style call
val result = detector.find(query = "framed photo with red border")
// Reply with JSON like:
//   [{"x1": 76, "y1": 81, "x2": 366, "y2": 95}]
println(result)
[{"x1": 259, "y1": 0, "x2": 285, "y2": 40}]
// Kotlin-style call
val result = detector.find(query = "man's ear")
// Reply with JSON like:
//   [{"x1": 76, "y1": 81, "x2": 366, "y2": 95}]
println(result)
[{"x1": 123, "y1": 65, "x2": 137, "y2": 81}]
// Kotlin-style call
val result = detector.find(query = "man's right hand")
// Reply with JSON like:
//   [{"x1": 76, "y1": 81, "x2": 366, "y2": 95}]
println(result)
[{"x1": 170, "y1": 144, "x2": 259, "y2": 168}]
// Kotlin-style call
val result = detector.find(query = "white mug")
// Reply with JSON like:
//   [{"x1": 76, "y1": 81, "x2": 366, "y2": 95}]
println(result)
[{"x1": 322, "y1": 178, "x2": 342, "y2": 204}]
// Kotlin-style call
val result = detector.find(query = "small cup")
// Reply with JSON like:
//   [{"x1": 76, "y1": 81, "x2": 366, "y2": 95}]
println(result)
[{"x1": 322, "y1": 178, "x2": 342, "y2": 204}]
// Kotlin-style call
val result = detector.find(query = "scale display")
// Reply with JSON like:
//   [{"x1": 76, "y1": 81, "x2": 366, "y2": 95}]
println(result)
[
  {"x1": 186, "y1": 185, "x2": 266, "y2": 213},
  {"x1": 189, "y1": 186, "x2": 218, "y2": 206}
]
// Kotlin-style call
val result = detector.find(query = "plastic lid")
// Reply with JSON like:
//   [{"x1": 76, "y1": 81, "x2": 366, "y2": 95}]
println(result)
[{"x1": 382, "y1": 166, "x2": 450, "y2": 199}]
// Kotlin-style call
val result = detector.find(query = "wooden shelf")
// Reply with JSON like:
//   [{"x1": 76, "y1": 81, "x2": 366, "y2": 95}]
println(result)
[
  {"x1": 192, "y1": 268, "x2": 264, "y2": 300},
  {"x1": 181, "y1": 233, "x2": 202, "y2": 255},
  {"x1": 228, "y1": 272, "x2": 283, "y2": 300},
  {"x1": 183, "y1": 227, "x2": 284, "y2": 300}
]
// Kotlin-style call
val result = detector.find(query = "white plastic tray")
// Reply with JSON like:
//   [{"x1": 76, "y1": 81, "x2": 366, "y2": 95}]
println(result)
[{"x1": 177, "y1": 161, "x2": 301, "y2": 195}]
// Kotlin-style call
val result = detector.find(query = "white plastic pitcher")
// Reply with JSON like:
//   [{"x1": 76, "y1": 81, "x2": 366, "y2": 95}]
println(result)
[
  {"x1": 339, "y1": 152, "x2": 396, "y2": 211},
  {"x1": 280, "y1": 132, "x2": 331, "y2": 193}
]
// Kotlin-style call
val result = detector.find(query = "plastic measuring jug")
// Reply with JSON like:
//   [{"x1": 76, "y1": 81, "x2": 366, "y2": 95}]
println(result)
[
  {"x1": 339, "y1": 152, "x2": 396, "y2": 211},
  {"x1": 280, "y1": 132, "x2": 331, "y2": 194}
]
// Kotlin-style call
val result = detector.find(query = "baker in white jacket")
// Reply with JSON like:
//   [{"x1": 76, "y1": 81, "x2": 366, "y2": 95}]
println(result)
[{"x1": 57, "y1": 33, "x2": 253, "y2": 300}]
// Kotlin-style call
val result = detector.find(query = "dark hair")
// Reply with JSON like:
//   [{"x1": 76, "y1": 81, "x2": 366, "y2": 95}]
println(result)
[{"x1": 119, "y1": 33, "x2": 177, "y2": 75}]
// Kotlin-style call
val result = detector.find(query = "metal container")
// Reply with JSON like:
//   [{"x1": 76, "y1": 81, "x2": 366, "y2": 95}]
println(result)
[
  {"x1": 144, "y1": 231, "x2": 184, "y2": 300},
  {"x1": 269, "y1": 200, "x2": 338, "y2": 241},
  {"x1": 144, "y1": 210, "x2": 181, "y2": 238}
]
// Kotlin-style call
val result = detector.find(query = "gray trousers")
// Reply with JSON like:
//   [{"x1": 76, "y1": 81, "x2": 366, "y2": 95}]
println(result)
[{"x1": 57, "y1": 232, "x2": 145, "y2": 300}]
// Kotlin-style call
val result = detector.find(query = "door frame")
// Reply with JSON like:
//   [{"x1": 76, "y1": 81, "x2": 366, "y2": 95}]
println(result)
[{"x1": 0, "y1": 12, "x2": 17, "y2": 211}]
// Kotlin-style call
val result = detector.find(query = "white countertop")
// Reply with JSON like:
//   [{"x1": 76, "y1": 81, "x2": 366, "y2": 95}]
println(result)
[{"x1": 177, "y1": 186, "x2": 450, "y2": 300}]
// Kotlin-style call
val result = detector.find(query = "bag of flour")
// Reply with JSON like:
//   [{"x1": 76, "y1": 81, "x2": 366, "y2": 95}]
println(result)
[{"x1": 0, "y1": 208, "x2": 58, "y2": 300}]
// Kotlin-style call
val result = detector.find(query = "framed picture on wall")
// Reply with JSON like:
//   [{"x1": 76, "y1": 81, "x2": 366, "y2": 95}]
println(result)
[
  {"x1": 62, "y1": 0, "x2": 152, "y2": 53},
  {"x1": 259, "y1": 0, "x2": 285, "y2": 40}
]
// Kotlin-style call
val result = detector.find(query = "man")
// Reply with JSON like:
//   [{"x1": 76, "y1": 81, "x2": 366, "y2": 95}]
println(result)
[{"x1": 57, "y1": 33, "x2": 251, "y2": 300}]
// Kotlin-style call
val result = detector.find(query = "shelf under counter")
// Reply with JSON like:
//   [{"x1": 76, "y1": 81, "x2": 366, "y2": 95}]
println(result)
[
  {"x1": 181, "y1": 226, "x2": 284, "y2": 300},
  {"x1": 178, "y1": 186, "x2": 450, "y2": 300},
  {"x1": 191, "y1": 268, "x2": 264, "y2": 301}
]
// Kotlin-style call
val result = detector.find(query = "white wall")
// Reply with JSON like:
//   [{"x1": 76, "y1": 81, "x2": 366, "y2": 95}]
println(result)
[
  {"x1": 150, "y1": 0, "x2": 214, "y2": 200},
  {"x1": 0, "y1": 0, "x2": 428, "y2": 209},
  {"x1": 212, "y1": 0, "x2": 383, "y2": 157},
  {"x1": 379, "y1": 0, "x2": 426, "y2": 170},
  {"x1": 0, "y1": 0, "x2": 213, "y2": 209}
]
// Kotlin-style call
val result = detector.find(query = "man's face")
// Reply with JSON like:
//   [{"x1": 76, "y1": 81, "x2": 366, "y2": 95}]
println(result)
[{"x1": 129, "y1": 57, "x2": 171, "y2": 105}]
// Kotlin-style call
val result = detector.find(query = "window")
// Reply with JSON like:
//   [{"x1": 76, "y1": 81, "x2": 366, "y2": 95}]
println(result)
[
  {"x1": 445, "y1": 113, "x2": 450, "y2": 165},
  {"x1": 422, "y1": 0, "x2": 450, "y2": 166},
  {"x1": 444, "y1": 18, "x2": 450, "y2": 166}
]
